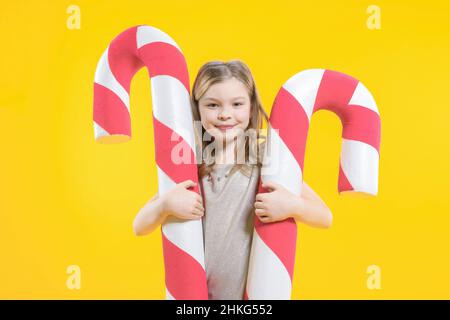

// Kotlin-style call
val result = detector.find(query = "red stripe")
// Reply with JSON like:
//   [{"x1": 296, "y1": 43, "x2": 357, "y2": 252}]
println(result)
[
  {"x1": 343, "y1": 105, "x2": 381, "y2": 153},
  {"x1": 254, "y1": 182, "x2": 297, "y2": 280},
  {"x1": 93, "y1": 83, "x2": 131, "y2": 136},
  {"x1": 313, "y1": 70, "x2": 380, "y2": 152},
  {"x1": 338, "y1": 164, "x2": 354, "y2": 192},
  {"x1": 313, "y1": 69, "x2": 359, "y2": 113},
  {"x1": 108, "y1": 26, "x2": 144, "y2": 93},
  {"x1": 153, "y1": 117, "x2": 199, "y2": 192},
  {"x1": 162, "y1": 231, "x2": 208, "y2": 299},
  {"x1": 138, "y1": 42, "x2": 190, "y2": 93},
  {"x1": 270, "y1": 87, "x2": 309, "y2": 170}
]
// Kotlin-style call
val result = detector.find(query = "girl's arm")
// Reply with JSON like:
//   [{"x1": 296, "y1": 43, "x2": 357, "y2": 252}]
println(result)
[
  {"x1": 291, "y1": 181, "x2": 333, "y2": 229},
  {"x1": 133, "y1": 194, "x2": 168, "y2": 236}
]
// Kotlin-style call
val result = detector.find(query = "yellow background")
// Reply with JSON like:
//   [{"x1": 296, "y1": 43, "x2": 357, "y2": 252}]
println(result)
[{"x1": 1, "y1": 0, "x2": 449, "y2": 299}]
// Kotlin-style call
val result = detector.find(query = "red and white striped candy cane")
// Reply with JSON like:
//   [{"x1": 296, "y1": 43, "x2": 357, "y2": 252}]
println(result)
[
  {"x1": 246, "y1": 69, "x2": 381, "y2": 299},
  {"x1": 93, "y1": 25, "x2": 208, "y2": 299}
]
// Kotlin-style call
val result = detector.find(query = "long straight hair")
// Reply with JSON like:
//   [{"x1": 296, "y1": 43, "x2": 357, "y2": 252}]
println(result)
[{"x1": 190, "y1": 60, "x2": 269, "y2": 180}]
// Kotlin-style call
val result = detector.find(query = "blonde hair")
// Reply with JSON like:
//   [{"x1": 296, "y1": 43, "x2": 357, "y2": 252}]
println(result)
[{"x1": 190, "y1": 60, "x2": 269, "y2": 180}]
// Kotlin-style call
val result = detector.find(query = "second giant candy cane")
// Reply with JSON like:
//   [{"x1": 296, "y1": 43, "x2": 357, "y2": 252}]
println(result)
[
  {"x1": 245, "y1": 69, "x2": 381, "y2": 299},
  {"x1": 93, "y1": 25, "x2": 208, "y2": 299}
]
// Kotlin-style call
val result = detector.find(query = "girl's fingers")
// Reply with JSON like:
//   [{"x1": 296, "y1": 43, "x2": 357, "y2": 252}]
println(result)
[
  {"x1": 258, "y1": 215, "x2": 268, "y2": 221},
  {"x1": 257, "y1": 213, "x2": 271, "y2": 223},
  {"x1": 254, "y1": 202, "x2": 265, "y2": 209},
  {"x1": 255, "y1": 209, "x2": 267, "y2": 216},
  {"x1": 197, "y1": 205, "x2": 204, "y2": 212},
  {"x1": 195, "y1": 203, "x2": 205, "y2": 212},
  {"x1": 192, "y1": 208, "x2": 204, "y2": 217}
]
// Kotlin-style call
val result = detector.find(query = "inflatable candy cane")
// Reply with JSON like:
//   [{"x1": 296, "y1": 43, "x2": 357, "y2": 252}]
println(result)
[
  {"x1": 245, "y1": 69, "x2": 381, "y2": 299},
  {"x1": 93, "y1": 25, "x2": 208, "y2": 299}
]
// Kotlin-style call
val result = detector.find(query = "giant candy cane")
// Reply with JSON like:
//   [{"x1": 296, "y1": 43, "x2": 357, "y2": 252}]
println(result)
[
  {"x1": 93, "y1": 25, "x2": 208, "y2": 299},
  {"x1": 245, "y1": 69, "x2": 381, "y2": 299}
]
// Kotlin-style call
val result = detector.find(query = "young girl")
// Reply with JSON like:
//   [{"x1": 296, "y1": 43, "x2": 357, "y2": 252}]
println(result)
[{"x1": 133, "y1": 60, "x2": 333, "y2": 300}]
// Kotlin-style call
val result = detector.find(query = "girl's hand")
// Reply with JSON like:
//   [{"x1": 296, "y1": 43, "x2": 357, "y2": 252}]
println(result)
[
  {"x1": 254, "y1": 181, "x2": 302, "y2": 223},
  {"x1": 161, "y1": 180, "x2": 205, "y2": 220}
]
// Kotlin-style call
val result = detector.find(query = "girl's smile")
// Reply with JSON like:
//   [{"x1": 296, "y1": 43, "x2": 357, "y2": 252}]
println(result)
[{"x1": 216, "y1": 124, "x2": 236, "y2": 131}]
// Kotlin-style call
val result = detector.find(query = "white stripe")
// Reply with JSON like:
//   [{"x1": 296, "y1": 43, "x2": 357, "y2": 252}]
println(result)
[
  {"x1": 347, "y1": 81, "x2": 379, "y2": 115},
  {"x1": 340, "y1": 139, "x2": 379, "y2": 195},
  {"x1": 166, "y1": 287, "x2": 175, "y2": 300},
  {"x1": 261, "y1": 125, "x2": 303, "y2": 196},
  {"x1": 246, "y1": 230, "x2": 292, "y2": 299},
  {"x1": 136, "y1": 25, "x2": 182, "y2": 52},
  {"x1": 282, "y1": 69, "x2": 325, "y2": 120},
  {"x1": 158, "y1": 166, "x2": 206, "y2": 270},
  {"x1": 151, "y1": 75, "x2": 196, "y2": 153},
  {"x1": 94, "y1": 48, "x2": 131, "y2": 113},
  {"x1": 156, "y1": 165, "x2": 177, "y2": 195},
  {"x1": 93, "y1": 121, "x2": 110, "y2": 140}
]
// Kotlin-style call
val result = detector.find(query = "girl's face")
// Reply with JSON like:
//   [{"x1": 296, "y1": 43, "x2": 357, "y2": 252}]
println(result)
[{"x1": 198, "y1": 77, "x2": 251, "y2": 143}]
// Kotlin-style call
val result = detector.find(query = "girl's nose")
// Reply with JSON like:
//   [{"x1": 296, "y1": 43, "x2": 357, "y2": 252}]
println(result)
[
  {"x1": 218, "y1": 111, "x2": 231, "y2": 120},
  {"x1": 218, "y1": 114, "x2": 231, "y2": 120}
]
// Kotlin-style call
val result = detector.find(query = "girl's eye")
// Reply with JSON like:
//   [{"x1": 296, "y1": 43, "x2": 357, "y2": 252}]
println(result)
[{"x1": 206, "y1": 102, "x2": 243, "y2": 107}]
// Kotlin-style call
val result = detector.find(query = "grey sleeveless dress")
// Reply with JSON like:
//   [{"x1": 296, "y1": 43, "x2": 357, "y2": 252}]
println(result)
[{"x1": 199, "y1": 163, "x2": 261, "y2": 300}]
